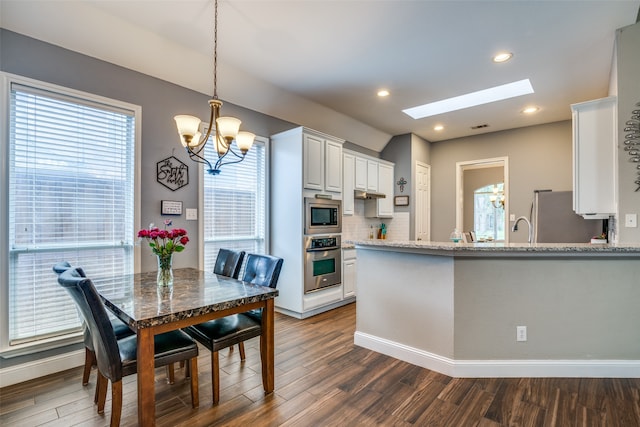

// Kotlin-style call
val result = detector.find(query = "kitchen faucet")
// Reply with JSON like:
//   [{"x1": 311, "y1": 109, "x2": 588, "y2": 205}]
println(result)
[{"x1": 512, "y1": 216, "x2": 534, "y2": 244}]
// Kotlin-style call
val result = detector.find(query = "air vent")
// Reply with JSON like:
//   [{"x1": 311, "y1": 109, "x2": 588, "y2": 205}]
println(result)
[{"x1": 471, "y1": 124, "x2": 489, "y2": 130}]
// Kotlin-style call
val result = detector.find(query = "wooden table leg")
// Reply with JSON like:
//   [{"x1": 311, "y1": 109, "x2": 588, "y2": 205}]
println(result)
[
  {"x1": 137, "y1": 327, "x2": 156, "y2": 426},
  {"x1": 260, "y1": 298, "x2": 275, "y2": 394}
]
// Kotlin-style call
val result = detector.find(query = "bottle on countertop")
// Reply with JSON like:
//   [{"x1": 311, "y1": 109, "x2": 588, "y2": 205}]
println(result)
[
  {"x1": 449, "y1": 228, "x2": 462, "y2": 243},
  {"x1": 369, "y1": 225, "x2": 374, "y2": 239}
]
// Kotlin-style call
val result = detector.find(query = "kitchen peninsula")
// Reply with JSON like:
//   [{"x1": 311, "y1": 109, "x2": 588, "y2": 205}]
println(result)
[{"x1": 352, "y1": 240, "x2": 640, "y2": 378}]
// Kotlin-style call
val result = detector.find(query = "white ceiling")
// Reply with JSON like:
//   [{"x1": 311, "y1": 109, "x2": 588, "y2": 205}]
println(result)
[{"x1": 2, "y1": 0, "x2": 639, "y2": 152}]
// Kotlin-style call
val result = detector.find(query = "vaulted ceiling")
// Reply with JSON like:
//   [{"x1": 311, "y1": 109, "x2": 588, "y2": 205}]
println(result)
[{"x1": 2, "y1": 1, "x2": 639, "y2": 151}]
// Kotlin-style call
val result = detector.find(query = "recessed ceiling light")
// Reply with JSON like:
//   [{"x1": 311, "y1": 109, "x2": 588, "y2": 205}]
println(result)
[
  {"x1": 377, "y1": 89, "x2": 390, "y2": 97},
  {"x1": 434, "y1": 125, "x2": 444, "y2": 131},
  {"x1": 493, "y1": 52, "x2": 513, "y2": 63},
  {"x1": 522, "y1": 106, "x2": 539, "y2": 114},
  {"x1": 403, "y1": 79, "x2": 534, "y2": 120}
]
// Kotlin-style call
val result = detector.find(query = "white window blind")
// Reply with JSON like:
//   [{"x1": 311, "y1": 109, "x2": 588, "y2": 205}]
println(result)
[
  {"x1": 7, "y1": 81, "x2": 136, "y2": 347},
  {"x1": 203, "y1": 138, "x2": 267, "y2": 273}
]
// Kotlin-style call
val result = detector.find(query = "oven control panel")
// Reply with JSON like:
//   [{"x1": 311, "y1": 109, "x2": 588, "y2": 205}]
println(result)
[{"x1": 305, "y1": 235, "x2": 341, "y2": 251}]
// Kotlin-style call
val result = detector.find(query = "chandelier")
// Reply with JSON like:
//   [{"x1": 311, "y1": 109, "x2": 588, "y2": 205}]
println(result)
[
  {"x1": 174, "y1": 0, "x2": 254, "y2": 175},
  {"x1": 489, "y1": 185, "x2": 505, "y2": 209}
]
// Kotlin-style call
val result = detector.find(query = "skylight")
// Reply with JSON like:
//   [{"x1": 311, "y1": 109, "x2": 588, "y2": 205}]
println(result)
[{"x1": 403, "y1": 79, "x2": 534, "y2": 119}]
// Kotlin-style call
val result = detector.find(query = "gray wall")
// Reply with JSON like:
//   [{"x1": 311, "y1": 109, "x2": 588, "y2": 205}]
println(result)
[
  {"x1": 0, "y1": 29, "x2": 297, "y2": 368},
  {"x1": 616, "y1": 22, "x2": 640, "y2": 243},
  {"x1": 381, "y1": 133, "x2": 431, "y2": 238},
  {"x1": 430, "y1": 121, "x2": 573, "y2": 242}
]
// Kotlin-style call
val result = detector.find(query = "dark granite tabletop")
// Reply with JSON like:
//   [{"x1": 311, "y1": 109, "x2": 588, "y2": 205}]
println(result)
[{"x1": 92, "y1": 268, "x2": 279, "y2": 329}]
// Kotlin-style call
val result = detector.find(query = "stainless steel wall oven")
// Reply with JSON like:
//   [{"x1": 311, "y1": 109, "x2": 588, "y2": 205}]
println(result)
[{"x1": 304, "y1": 235, "x2": 341, "y2": 293}]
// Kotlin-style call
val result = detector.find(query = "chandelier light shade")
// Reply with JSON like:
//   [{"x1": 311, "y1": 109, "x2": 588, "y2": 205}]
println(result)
[
  {"x1": 173, "y1": 0, "x2": 254, "y2": 175},
  {"x1": 489, "y1": 185, "x2": 505, "y2": 209}
]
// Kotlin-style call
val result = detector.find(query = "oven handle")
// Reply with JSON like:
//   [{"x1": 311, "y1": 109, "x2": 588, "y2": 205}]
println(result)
[{"x1": 305, "y1": 246, "x2": 341, "y2": 252}]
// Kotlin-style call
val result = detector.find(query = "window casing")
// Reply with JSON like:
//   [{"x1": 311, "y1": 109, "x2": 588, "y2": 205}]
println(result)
[
  {"x1": 201, "y1": 135, "x2": 268, "y2": 273},
  {"x1": 1, "y1": 73, "x2": 140, "y2": 355}
]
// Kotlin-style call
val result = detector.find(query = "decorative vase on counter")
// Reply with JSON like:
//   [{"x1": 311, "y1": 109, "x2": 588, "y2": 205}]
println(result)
[{"x1": 156, "y1": 252, "x2": 174, "y2": 292}]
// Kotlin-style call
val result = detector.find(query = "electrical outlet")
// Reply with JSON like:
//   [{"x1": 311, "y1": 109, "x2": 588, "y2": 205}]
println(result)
[
  {"x1": 509, "y1": 214, "x2": 516, "y2": 221},
  {"x1": 516, "y1": 326, "x2": 527, "y2": 342}
]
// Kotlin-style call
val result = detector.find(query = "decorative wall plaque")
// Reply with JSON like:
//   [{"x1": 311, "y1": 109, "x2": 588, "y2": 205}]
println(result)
[
  {"x1": 157, "y1": 156, "x2": 188, "y2": 191},
  {"x1": 161, "y1": 200, "x2": 183, "y2": 215}
]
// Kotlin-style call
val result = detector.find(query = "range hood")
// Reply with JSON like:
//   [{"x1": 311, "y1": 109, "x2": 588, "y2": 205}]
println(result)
[{"x1": 354, "y1": 190, "x2": 386, "y2": 200}]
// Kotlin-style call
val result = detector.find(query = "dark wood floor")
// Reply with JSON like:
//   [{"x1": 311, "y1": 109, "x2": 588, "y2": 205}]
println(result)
[{"x1": 1, "y1": 303, "x2": 639, "y2": 426}]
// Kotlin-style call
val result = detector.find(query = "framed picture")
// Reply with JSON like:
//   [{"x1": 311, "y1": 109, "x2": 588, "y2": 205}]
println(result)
[
  {"x1": 394, "y1": 195, "x2": 409, "y2": 206},
  {"x1": 161, "y1": 200, "x2": 183, "y2": 215}
]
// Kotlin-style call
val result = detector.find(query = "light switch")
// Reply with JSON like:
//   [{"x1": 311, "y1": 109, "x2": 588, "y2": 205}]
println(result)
[
  {"x1": 624, "y1": 213, "x2": 637, "y2": 228},
  {"x1": 186, "y1": 208, "x2": 198, "y2": 221}
]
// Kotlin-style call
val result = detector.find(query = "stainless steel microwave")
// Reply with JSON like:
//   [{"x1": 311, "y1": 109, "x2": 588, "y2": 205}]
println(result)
[{"x1": 304, "y1": 197, "x2": 342, "y2": 235}]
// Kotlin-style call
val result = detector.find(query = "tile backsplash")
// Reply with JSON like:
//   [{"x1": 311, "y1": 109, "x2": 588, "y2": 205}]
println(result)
[{"x1": 342, "y1": 199, "x2": 410, "y2": 241}]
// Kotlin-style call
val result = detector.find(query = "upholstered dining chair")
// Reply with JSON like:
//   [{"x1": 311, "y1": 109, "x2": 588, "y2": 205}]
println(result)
[
  {"x1": 213, "y1": 248, "x2": 245, "y2": 279},
  {"x1": 53, "y1": 262, "x2": 135, "y2": 388},
  {"x1": 57, "y1": 267, "x2": 199, "y2": 427},
  {"x1": 183, "y1": 253, "x2": 283, "y2": 404}
]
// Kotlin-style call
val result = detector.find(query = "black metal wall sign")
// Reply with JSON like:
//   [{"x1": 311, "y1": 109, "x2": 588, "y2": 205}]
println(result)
[{"x1": 157, "y1": 156, "x2": 189, "y2": 191}]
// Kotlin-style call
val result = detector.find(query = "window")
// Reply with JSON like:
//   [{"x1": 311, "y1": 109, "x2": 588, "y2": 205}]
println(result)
[
  {"x1": 474, "y1": 183, "x2": 505, "y2": 241},
  {"x1": 202, "y1": 136, "x2": 268, "y2": 273},
  {"x1": 1, "y1": 74, "x2": 139, "y2": 354}
]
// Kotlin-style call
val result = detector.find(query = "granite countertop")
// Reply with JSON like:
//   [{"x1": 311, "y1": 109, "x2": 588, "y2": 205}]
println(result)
[{"x1": 347, "y1": 239, "x2": 640, "y2": 258}]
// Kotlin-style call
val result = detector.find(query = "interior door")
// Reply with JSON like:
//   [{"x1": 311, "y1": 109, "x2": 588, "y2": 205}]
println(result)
[{"x1": 415, "y1": 161, "x2": 430, "y2": 241}]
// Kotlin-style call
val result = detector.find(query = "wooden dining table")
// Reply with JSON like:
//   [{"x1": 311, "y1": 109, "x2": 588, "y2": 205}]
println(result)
[{"x1": 93, "y1": 267, "x2": 279, "y2": 427}]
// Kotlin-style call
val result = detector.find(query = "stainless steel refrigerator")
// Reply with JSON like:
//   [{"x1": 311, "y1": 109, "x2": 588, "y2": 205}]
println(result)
[{"x1": 532, "y1": 190, "x2": 603, "y2": 243}]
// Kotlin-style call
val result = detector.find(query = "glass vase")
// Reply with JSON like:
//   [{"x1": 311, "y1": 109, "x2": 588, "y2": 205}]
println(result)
[{"x1": 156, "y1": 253, "x2": 174, "y2": 292}]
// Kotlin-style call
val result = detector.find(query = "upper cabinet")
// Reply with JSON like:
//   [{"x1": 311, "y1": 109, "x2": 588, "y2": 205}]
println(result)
[
  {"x1": 343, "y1": 149, "x2": 395, "y2": 218},
  {"x1": 343, "y1": 153, "x2": 355, "y2": 215},
  {"x1": 302, "y1": 131, "x2": 343, "y2": 194},
  {"x1": 571, "y1": 96, "x2": 617, "y2": 219}
]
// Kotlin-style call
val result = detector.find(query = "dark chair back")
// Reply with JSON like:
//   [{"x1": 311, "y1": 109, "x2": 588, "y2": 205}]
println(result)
[
  {"x1": 57, "y1": 268, "x2": 123, "y2": 382},
  {"x1": 53, "y1": 262, "x2": 93, "y2": 351},
  {"x1": 214, "y1": 249, "x2": 245, "y2": 279},
  {"x1": 242, "y1": 254, "x2": 283, "y2": 288}
]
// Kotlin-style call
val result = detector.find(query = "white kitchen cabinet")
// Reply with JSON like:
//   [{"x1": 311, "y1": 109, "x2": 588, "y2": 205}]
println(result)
[
  {"x1": 367, "y1": 160, "x2": 379, "y2": 192},
  {"x1": 354, "y1": 157, "x2": 367, "y2": 191},
  {"x1": 325, "y1": 139, "x2": 343, "y2": 193},
  {"x1": 342, "y1": 248, "x2": 357, "y2": 298},
  {"x1": 271, "y1": 126, "x2": 349, "y2": 319},
  {"x1": 571, "y1": 96, "x2": 617, "y2": 219},
  {"x1": 365, "y1": 160, "x2": 395, "y2": 218},
  {"x1": 303, "y1": 133, "x2": 324, "y2": 191},
  {"x1": 377, "y1": 163, "x2": 395, "y2": 217},
  {"x1": 302, "y1": 131, "x2": 343, "y2": 194},
  {"x1": 343, "y1": 153, "x2": 355, "y2": 215}
]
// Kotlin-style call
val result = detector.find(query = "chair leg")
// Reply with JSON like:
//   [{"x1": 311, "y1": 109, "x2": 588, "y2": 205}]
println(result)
[
  {"x1": 238, "y1": 342, "x2": 246, "y2": 361},
  {"x1": 211, "y1": 351, "x2": 220, "y2": 405},
  {"x1": 83, "y1": 347, "x2": 96, "y2": 386},
  {"x1": 166, "y1": 363, "x2": 175, "y2": 384},
  {"x1": 189, "y1": 357, "x2": 199, "y2": 408},
  {"x1": 185, "y1": 359, "x2": 191, "y2": 378},
  {"x1": 110, "y1": 380, "x2": 123, "y2": 427},
  {"x1": 94, "y1": 370, "x2": 103, "y2": 404},
  {"x1": 96, "y1": 371, "x2": 109, "y2": 414}
]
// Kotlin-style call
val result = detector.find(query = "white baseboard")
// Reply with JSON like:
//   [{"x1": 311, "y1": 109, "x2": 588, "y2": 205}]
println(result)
[
  {"x1": 0, "y1": 349, "x2": 85, "y2": 388},
  {"x1": 354, "y1": 331, "x2": 640, "y2": 378}
]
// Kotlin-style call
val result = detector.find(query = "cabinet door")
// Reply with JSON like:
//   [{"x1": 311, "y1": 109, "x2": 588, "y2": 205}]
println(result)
[
  {"x1": 377, "y1": 163, "x2": 394, "y2": 217},
  {"x1": 303, "y1": 133, "x2": 324, "y2": 191},
  {"x1": 354, "y1": 157, "x2": 367, "y2": 190},
  {"x1": 367, "y1": 160, "x2": 379, "y2": 192},
  {"x1": 343, "y1": 258, "x2": 356, "y2": 298},
  {"x1": 572, "y1": 97, "x2": 616, "y2": 218},
  {"x1": 343, "y1": 153, "x2": 355, "y2": 215},
  {"x1": 325, "y1": 139, "x2": 343, "y2": 193}
]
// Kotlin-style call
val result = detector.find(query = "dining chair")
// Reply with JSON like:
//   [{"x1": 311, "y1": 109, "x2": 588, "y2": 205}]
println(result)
[
  {"x1": 213, "y1": 248, "x2": 245, "y2": 279},
  {"x1": 57, "y1": 267, "x2": 199, "y2": 427},
  {"x1": 53, "y1": 262, "x2": 135, "y2": 388},
  {"x1": 184, "y1": 253, "x2": 283, "y2": 404}
]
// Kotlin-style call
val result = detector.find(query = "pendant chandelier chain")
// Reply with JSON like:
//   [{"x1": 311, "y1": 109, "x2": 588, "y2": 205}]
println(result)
[{"x1": 212, "y1": 0, "x2": 218, "y2": 100}]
